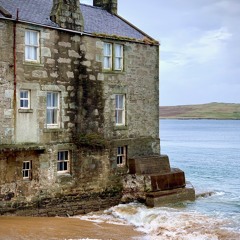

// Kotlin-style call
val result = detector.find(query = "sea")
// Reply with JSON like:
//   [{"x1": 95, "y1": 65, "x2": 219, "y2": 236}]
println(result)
[
  {"x1": 1, "y1": 120, "x2": 239, "y2": 240},
  {"x1": 78, "y1": 120, "x2": 240, "y2": 240}
]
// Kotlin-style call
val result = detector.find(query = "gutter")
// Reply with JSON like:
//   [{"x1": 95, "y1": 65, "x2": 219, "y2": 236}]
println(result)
[
  {"x1": 115, "y1": 14, "x2": 160, "y2": 45},
  {"x1": 0, "y1": 16, "x2": 84, "y2": 36}
]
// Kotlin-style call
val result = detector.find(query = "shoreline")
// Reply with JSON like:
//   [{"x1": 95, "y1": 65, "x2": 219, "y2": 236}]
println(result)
[
  {"x1": 160, "y1": 118, "x2": 240, "y2": 120},
  {"x1": 0, "y1": 216, "x2": 144, "y2": 240},
  {"x1": 159, "y1": 102, "x2": 240, "y2": 120}
]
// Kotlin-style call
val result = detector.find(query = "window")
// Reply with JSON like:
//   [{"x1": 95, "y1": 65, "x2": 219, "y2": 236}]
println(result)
[
  {"x1": 47, "y1": 92, "x2": 59, "y2": 127},
  {"x1": 57, "y1": 151, "x2": 70, "y2": 173},
  {"x1": 117, "y1": 146, "x2": 126, "y2": 167},
  {"x1": 22, "y1": 161, "x2": 32, "y2": 179},
  {"x1": 115, "y1": 94, "x2": 125, "y2": 125},
  {"x1": 103, "y1": 43, "x2": 123, "y2": 71},
  {"x1": 20, "y1": 90, "x2": 30, "y2": 109},
  {"x1": 104, "y1": 43, "x2": 112, "y2": 70},
  {"x1": 25, "y1": 30, "x2": 39, "y2": 62},
  {"x1": 114, "y1": 44, "x2": 123, "y2": 70}
]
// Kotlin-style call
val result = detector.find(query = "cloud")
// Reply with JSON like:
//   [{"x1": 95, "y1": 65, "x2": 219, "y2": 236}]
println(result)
[
  {"x1": 82, "y1": 0, "x2": 240, "y2": 105},
  {"x1": 186, "y1": 27, "x2": 232, "y2": 63},
  {"x1": 160, "y1": 27, "x2": 232, "y2": 72}
]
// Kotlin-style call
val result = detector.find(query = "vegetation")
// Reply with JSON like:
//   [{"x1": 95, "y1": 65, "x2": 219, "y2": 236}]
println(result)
[
  {"x1": 92, "y1": 33, "x2": 159, "y2": 45},
  {"x1": 159, "y1": 102, "x2": 240, "y2": 119},
  {"x1": 77, "y1": 133, "x2": 109, "y2": 149}
]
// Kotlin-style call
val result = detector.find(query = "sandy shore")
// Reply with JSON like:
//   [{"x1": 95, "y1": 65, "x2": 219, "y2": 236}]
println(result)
[{"x1": 0, "y1": 216, "x2": 144, "y2": 240}]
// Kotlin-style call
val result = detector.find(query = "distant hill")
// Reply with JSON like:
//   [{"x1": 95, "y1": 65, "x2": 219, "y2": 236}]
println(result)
[{"x1": 159, "y1": 102, "x2": 240, "y2": 119}]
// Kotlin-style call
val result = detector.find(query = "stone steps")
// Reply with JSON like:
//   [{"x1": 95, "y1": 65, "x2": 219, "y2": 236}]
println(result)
[
  {"x1": 146, "y1": 182, "x2": 195, "y2": 207},
  {"x1": 125, "y1": 154, "x2": 195, "y2": 206},
  {"x1": 150, "y1": 168, "x2": 186, "y2": 191}
]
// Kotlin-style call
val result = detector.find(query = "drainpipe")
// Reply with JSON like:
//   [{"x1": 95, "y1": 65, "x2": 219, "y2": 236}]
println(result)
[
  {"x1": 13, "y1": 9, "x2": 18, "y2": 142},
  {"x1": 12, "y1": 9, "x2": 19, "y2": 193}
]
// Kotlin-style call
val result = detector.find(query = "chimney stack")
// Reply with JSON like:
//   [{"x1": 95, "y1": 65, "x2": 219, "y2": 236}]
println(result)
[
  {"x1": 93, "y1": 0, "x2": 118, "y2": 15},
  {"x1": 50, "y1": 0, "x2": 84, "y2": 31}
]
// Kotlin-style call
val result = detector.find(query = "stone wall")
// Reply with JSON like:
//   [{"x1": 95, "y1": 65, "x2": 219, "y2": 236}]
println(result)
[
  {"x1": 0, "y1": 17, "x2": 160, "y2": 214},
  {"x1": 102, "y1": 42, "x2": 159, "y2": 141},
  {"x1": 0, "y1": 190, "x2": 122, "y2": 216},
  {"x1": 0, "y1": 20, "x2": 14, "y2": 144},
  {"x1": 50, "y1": 0, "x2": 84, "y2": 31},
  {"x1": 14, "y1": 24, "x2": 82, "y2": 144},
  {"x1": 93, "y1": 0, "x2": 118, "y2": 14},
  {"x1": 102, "y1": 41, "x2": 160, "y2": 158}
]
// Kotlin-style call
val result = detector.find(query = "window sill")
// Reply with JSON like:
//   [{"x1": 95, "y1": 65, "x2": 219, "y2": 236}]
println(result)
[
  {"x1": 114, "y1": 125, "x2": 128, "y2": 130},
  {"x1": 103, "y1": 69, "x2": 124, "y2": 74},
  {"x1": 23, "y1": 61, "x2": 44, "y2": 67},
  {"x1": 43, "y1": 128, "x2": 62, "y2": 133},
  {"x1": 57, "y1": 173, "x2": 72, "y2": 181},
  {"x1": 117, "y1": 164, "x2": 126, "y2": 168},
  {"x1": 23, "y1": 178, "x2": 32, "y2": 181},
  {"x1": 18, "y1": 109, "x2": 33, "y2": 113},
  {"x1": 57, "y1": 172, "x2": 71, "y2": 175}
]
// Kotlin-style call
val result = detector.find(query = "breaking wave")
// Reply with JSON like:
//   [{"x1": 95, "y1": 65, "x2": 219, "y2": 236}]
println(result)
[{"x1": 76, "y1": 202, "x2": 240, "y2": 240}]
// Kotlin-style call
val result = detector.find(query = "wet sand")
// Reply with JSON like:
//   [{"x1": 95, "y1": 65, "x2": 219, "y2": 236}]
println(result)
[{"x1": 0, "y1": 216, "x2": 144, "y2": 240}]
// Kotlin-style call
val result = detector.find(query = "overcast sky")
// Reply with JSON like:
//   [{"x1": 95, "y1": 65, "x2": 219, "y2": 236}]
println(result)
[{"x1": 82, "y1": 0, "x2": 240, "y2": 106}]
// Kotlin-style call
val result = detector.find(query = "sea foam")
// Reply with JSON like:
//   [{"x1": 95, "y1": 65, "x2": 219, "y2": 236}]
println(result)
[{"x1": 76, "y1": 202, "x2": 240, "y2": 240}]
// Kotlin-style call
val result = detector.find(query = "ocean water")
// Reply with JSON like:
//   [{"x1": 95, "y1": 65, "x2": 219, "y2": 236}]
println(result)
[{"x1": 78, "y1": 120, "x2": 240, "y2": 240}]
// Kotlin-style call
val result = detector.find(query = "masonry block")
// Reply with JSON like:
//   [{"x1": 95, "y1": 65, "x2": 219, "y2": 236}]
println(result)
[
  {"x1": 128, "y1": 155, "x2": 171, "y2": 174},
  {"x1": 146, "y1": 182, "x2": 195, "y2": 207},
  {"x1": 150, "y1": 168, "x2": 186, "y2": 191}
]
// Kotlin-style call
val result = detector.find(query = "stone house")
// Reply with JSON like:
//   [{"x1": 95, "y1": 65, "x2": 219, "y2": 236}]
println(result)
[{"x1": 0, "y1": 0, "x2": 163, "y2": 215}]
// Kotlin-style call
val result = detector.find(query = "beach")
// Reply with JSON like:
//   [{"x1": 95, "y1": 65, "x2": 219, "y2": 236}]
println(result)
[{"x1": 0, "y1": 216, "x2": 143, "y2": 240}]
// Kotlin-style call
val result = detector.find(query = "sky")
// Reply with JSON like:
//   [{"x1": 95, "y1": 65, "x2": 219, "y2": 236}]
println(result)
[{"x1": 82, "y1": 0, "x2": 240, "y2": 106}]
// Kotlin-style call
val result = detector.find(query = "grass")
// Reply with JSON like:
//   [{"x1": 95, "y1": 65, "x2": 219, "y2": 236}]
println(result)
[{"x1": 159, "y1": 102, "x2": 240, "y2": 119}]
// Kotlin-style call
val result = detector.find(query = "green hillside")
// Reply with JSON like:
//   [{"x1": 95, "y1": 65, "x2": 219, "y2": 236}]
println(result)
[{"x1": 160, "y1": 102, "x2": 240, "y2": 119}]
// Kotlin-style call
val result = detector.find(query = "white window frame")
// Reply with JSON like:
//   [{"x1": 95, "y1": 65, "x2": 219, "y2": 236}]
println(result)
[
  {"x1": 22, "y1": 161, "x2": 32, "y2": 180},
  {"x1": 114, "y1": 44, "x2": 123, "y2": 71},
  {"x1": 103, "y1": 42, "x2": 124, "y2": 71},
  {"x1": 20, "y1": 90, "x2": 30, "y2": 109},
  {"x1": 57, "y1": 150, "x2": 70, "y2": 173},
  {"x1": 117, "y1": 146, "x2": 126, "y2": 167},
  {"x1": 103, "y1": 42, "x2": 112, "y2": 70},
  {"x1": 46, "y1": 92, "x2": 59, "y2": 128},
  {"x1": 25, "y1": 30, "x2": 39, "y2": 62},
  {"x1": 115, "y1": 94, "x2": 125, "y2": 126}
]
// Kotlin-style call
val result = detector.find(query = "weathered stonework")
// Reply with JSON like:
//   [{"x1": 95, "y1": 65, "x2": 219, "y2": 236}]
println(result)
[
  {"x1": 0, "y1": 1, "x2": 166, "y2": 215},
  {"x1": 50, "y1": 0, "x2": 84, "y2": 31},
  {"x1": 0, "y1": 21, "x2": 14, "y2": 145}
]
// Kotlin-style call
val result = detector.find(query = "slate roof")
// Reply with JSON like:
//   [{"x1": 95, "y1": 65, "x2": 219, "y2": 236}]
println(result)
[{"x1": 0, "y1": 0, "x2": 147, "y2": 40}]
